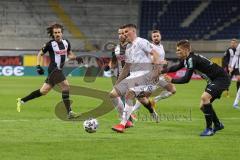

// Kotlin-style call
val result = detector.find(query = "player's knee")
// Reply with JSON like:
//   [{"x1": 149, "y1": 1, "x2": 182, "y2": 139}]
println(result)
[
  {"x1": 200, "y1": 95, "x2": 210, "y2": 104},
  {"x1": 40, "y1": 88, "x2": 49, "y2": 95},
  {"x1": 109, "y1": 89, "x2": 118, "y2": 98},
  {"x1": 171, "y1": 87, "x2": 176, "y2": 94},
  {"x1": 138, "y1": 97, "x2": 148, "y2": 104},
  {"x1": 165, "y1": 84, "x2": 176, "y2": 94},
  {"x1": 125, "y1": 90, "x2": 135, "y2": 100},
  {"x1": 61, "y1": 85, "x2": 70, "y2": 91}
]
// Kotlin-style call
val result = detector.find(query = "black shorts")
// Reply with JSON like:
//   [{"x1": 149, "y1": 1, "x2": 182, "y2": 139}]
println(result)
[
  {"x1": 231, "y1": 68, "x2": 240, "y2": 76},
  {"x1": 45, "y1": 69, "x2": 66, "y2": 86},
  {"x1": 205, "y1": 76, "x2": 230, "y2": 99}
]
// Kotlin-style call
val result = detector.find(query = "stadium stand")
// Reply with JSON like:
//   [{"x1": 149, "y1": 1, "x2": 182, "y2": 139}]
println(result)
[
  {"x1": 0, "y1": 0, "x2": 139, "y2": 50},
  {"x1": 140, "y1": 0, "x2": 240, "y2": 40}
]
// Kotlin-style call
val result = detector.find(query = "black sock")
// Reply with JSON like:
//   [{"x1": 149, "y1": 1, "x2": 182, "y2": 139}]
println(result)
[
  {"x1": 62, "y1": 91, "x2": 71, "y2": 113},
  {"x1": 212, "y1": 109, "x2": 220, "y2": 127},
  {"x1": 201, "y1": 103, "x2": 214, "y2": 129},
  {"x1": 237, "y1": 81, "x2": 240, "y2": 91},
  {"x1": 21, "y1": 89, "x2": 42, "y2": 102},
  {"x1": 143, "y1": 101, "x2": 154, "y2": 113}
]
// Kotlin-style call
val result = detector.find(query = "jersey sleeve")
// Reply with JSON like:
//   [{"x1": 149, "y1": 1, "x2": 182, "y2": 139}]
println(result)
[
  {"x1": 171, "y1": 69, "x2": 193, "y2": 84},
  {"x1": 171, "y1": 57, "x2": 195, "y2": 84},
  {"x1": 167, "y1": 60, "x2": 184, "y2": 73},
  {"x1": 222, "y1": 49, "x2": 230, "y2": 67},
  {"x1": 139, "y1": 39, "x2": 153, "y2": 54},
  {"x1": 41, "y1": 41, "x2": 51, "y2": 54},
  {"x1": 66, "y1": 39, "x2": 71, "y2": 52}
]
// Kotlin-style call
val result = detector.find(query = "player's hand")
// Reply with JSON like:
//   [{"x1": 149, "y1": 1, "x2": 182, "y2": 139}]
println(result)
[
  {"x1": 164, "y1": 74, "x2": 172, "y2": 83},
  {"x1": 76, "y1": 56, "x2": 83, "y2": 64},
  {"x1": 228, "y1": 67, "x2": 233, "y2": 73},
  {"x1": 36, "y1": 65, "x2": 44, "y2": 75}
]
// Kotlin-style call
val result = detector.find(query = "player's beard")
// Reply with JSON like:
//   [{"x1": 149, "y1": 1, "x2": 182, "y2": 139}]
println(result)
[
  {"x1": 153, "y1": 40, "x2": 160, "y2": 45},
  {"x1": 55, "y1": 36, "x2": 62, "y2": 42}
]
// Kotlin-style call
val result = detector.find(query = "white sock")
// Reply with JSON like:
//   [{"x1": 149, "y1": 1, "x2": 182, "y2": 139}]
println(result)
[
  {"x1": 111, "y1": 97, "x2": 124, "y2": 118},
  {"x1": 120, "y1": 99, "x2": 134, "y2": 125},
  {"x1": 132, "y1": 100, "x2": 142, "y2": 112},
  {"x1": 233, "y1": 88, "x2": 240, "y2": 105},
  {"x1": 154, "y1": 90, "x2": 172, "y2": 102}
]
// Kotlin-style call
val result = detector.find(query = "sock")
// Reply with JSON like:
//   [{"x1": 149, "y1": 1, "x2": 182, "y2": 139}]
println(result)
[
  {"x1": 211, "y1": 108, "x2": 220, "y2": 127},
  {"x1": 201, "y1": 103, "x2": 214, "y2": 129},
  {"x1": 154, "y1": 91, "x2": 172, "y2": 102},
  {"x1": 132, "y1": 100, "x2": 142, "y2": 112},
  {"x1": 143, "y1": 101, "x2": 154, "y2": 113},
  {"x1": 237, "y1": 81, "x2": 240, "y2": 90},
  {"x1": 120, "y1": 99, "x2": 134, "y2": 125},
  {"x1": 111, "y1": 97, "x2": 124, "y2": 118},
  {"x1": 21, "y1": 89, "x2": 42, "y2": 103},
  {"x1": 62, "y1": 91, "x2": 72, "y2": 113},
  {"x1": 233, "y1": 88, "x2": 240, "y2": 105}
]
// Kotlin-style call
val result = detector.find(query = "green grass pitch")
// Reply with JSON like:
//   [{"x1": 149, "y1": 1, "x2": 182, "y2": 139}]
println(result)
[{"x1": 0, "y1": 76, "x2": 240, "y2": 160}]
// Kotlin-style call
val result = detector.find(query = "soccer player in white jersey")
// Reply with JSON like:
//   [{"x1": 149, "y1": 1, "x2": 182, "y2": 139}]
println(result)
[
  {"x1": 132, "y1": 30, "x2": 176, "y2": 114},
  {"x1": 109, "y1": 24, "x2": 161, "y2": 133},
  {"x1": 229, "y1": 40, "x2": 240, "y2": 108}
]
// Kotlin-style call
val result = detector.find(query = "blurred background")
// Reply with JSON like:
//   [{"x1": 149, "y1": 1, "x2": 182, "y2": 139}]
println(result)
[{"x1": 0, "y1": 0, "x2": 239, "y2": 76}]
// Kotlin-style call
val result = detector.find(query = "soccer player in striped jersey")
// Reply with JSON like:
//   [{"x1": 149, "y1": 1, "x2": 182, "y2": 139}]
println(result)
[
  {"x1": 222, "y1": 39, "x2": 238, "y2": 98},
  {"x1": 17, "y1": 23, "x2": 82, "y2": 118},
  {"x1": 229, "y1": 40, "x2": 240, "y2": 108}
]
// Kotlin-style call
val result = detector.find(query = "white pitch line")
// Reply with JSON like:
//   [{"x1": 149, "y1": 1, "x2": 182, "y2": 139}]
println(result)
[{"x1": 0, "y1": 117, "x2": 240, "y2": 122}]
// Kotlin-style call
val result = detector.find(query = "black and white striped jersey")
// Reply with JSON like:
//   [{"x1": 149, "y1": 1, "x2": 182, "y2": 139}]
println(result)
[
  {"x1": 230, "y1": 44, "x2": 240, "y2": 69},
  {"x1": 223, "y1": 47, "x2": 237, "y2": 68},
  {"x1": 42, "y1": 39, "x2": 71, "y2": 73},
  {"x1": 112, "y1": 43, "x2": 127, "y2": 77}
]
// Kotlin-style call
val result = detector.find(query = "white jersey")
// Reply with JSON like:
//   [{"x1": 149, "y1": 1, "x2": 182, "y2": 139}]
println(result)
[
  {"x1": 231, "y1": 43, "x2": 240, "y2": 69},
  {"x1": 125, "y1": 37, "x2": 153, "y2": 77},
  {"x1": 151, "y1": 43, "x2": 165, "y2": 60}
]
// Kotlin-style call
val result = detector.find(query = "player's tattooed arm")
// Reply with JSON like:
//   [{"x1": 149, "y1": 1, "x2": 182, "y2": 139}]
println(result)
[{"x1": 115, "y1": 63, "x2": 130, "y2": 84}]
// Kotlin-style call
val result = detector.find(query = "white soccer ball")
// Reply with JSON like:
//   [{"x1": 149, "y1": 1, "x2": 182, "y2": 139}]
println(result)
[{"x1": 83, "y1": 118, "x2": 99, "y2": 133}]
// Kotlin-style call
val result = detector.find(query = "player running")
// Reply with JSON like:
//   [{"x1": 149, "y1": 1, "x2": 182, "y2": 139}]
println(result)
[
  {"x1": 163, "y1": 40, "x2": 230, "y2": 136},
  {"x1": 109, "y1": 24, "x2": 162, "y2": 133},
  {"x1": 17, "y1": 23, "x2": 82, "y2": 118},
  {"x1": 132, "y1": 30, "x2": 176, "y2": 115}
]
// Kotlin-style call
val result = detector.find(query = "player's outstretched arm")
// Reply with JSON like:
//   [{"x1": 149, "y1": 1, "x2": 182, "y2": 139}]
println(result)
[
  {"x1": 68, "y1": 51, "x2": 83, "y2": 64},
  {"x1": 171, "y1": 69, "x2": 193, "y2": 84}
]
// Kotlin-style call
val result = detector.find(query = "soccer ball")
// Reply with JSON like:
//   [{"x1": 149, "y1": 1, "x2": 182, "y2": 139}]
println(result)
[{"x1": 83, "y1": 118, "x2": 99, "y2": 133}]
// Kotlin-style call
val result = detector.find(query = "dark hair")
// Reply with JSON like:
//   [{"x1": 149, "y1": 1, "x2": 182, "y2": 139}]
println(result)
[
  {"x1": 151, "y1": 30, "x2": 160, "y2": 34},
  {"x1": 47, "y1": 23, "x2": 64, "y2": 38},
  {"x1": 119, "y1": 25, "x2": 125, "y2": 29},
  {"x1": 177, "y1": 39, "x2": 191, "y2": 49},
  {"x1": 122, "y1": 24, "x2": 137, "y2": 29}
]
